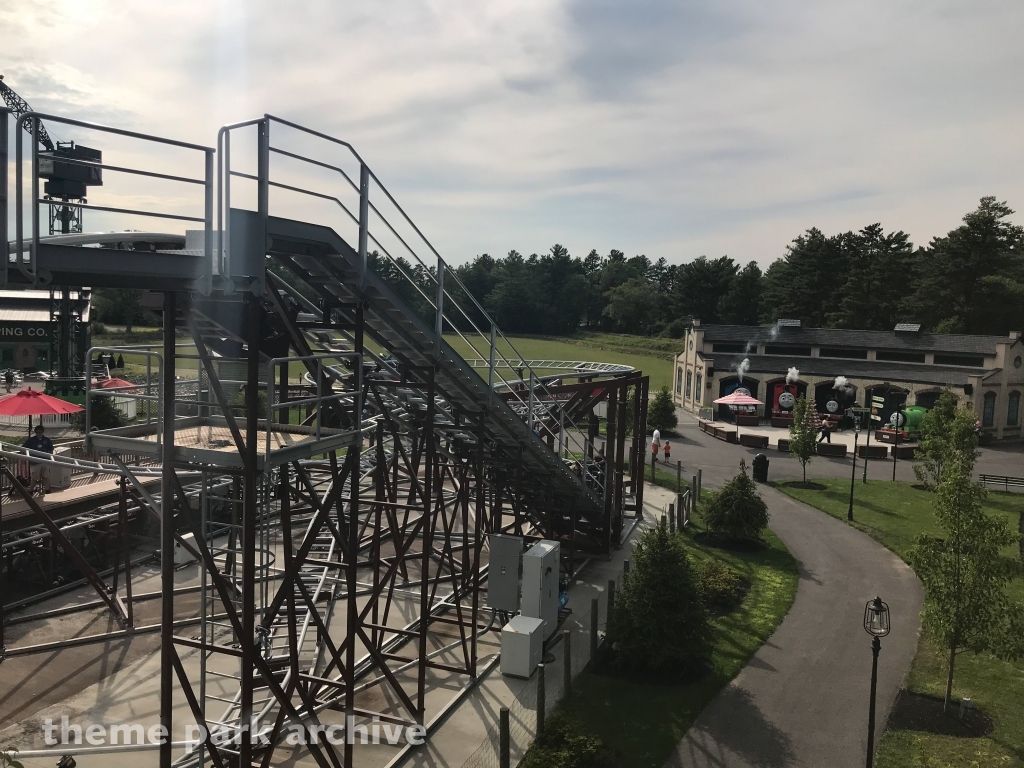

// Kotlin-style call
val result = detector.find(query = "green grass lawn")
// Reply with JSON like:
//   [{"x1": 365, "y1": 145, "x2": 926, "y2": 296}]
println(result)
[
  {"x1": 550, "y1": 520, "x2": 798, "y2": 767},
  {"x1": 443, "y1": 334, "x2": 674, "y2": 391},
  {"x1": 775, "y1": 478, "x2": 1024, "y2": 767}
]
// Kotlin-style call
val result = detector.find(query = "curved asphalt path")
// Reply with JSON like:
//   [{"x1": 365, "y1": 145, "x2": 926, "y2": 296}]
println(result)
[{"x1": 666, "y1": 485, "x2": 923, "y2": 768}]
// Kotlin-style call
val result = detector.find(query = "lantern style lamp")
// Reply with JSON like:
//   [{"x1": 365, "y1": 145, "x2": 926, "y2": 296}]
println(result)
[
  {"x1": 864, "y1": 596, "x2": 890, "y2": 638},
  {"x1": 863, "y1": 596, "x2": 890, "y2": 768}
]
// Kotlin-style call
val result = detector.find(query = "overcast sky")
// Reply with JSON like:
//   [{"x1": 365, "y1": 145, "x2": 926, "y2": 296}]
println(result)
[{"x1": 3, "y1": 0, "x2": 1023, "y2": 267}]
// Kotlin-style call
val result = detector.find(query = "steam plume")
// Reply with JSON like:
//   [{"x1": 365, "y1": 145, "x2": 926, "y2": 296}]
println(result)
[
  {"x1": 833, "y1": 375, "x2": 851, "y2": 391},
  {"x1": 786, "y1": 367, "x2": 800, "y2": 384},
  {"x1": 735, "y1": 358, "x2": 750, "y2": 382}
]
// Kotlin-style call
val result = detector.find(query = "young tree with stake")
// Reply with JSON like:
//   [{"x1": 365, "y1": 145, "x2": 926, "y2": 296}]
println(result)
[
  {"x1": 913, "y1": 390, "x2": 968, "y2": 490},
  {"x1": 910, "y1": 408, "x2": 1022, "y2": 712},
  {"x1": 789, "y1": 396, "x2": 816, "y2": 485}
]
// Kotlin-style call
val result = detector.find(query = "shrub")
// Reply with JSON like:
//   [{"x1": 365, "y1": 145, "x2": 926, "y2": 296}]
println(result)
[
  {"x1": 648, "y1": 385, "x2": 678, "y2": 433},
  {"x1": 520, "y1": 712, "x2": 605, "y2": 768},
  {"x1": 75, "y1": 394, "x2": 124, "y2": 431},
  {"x1": 700, "y1": 461, "x2": 770, "y2": 539},
  {"x1": 696, "y1": 559, "x2": 744, "y2": 615},
  {"x1": 607, "y1": 521, "x2": 712, "y2": 679}
]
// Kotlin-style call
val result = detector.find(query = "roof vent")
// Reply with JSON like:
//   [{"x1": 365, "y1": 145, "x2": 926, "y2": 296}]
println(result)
[
  {"x1": 894, "y1": 323, "x2": 921, "y2": 334},
  {"x1": 776, "y1": 319, "x2": 801, "y2": 328}
]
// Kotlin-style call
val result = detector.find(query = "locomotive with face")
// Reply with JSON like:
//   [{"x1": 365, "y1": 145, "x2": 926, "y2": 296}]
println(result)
[
  {"x1": 770, "y1": 381, "x2": 803, "y2": 416},
  {"x1": 886, "y1": 405, "x2": 927, "y2": 436}
]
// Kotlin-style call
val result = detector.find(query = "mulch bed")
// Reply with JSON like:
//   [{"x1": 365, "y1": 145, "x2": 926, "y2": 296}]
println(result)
[{"x1": 886, "y1": 689, "x2": 994, "y2": 737}]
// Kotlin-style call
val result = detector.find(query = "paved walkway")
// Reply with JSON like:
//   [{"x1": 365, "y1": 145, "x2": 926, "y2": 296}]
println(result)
[{"x1": 665, "y1": 485, "x2": 923, "y2": 768}]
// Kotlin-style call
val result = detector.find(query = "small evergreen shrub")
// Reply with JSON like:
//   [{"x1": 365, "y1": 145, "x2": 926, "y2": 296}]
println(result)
[
  {"x1": 700, "y1": 461, "x2": 769, "y2": 540},
  {"x1": 75, "y1": 395, "x2": 124, "y2": 431},
  {"x1": 696, "y1": 559, "x2": 744, "y2": 615},
  {"x1": 648, "y1": 386, "x2": 678, "y2": 433},
  {"x1": 607, "y1": 521, "x2": 712, "y2": 679}
]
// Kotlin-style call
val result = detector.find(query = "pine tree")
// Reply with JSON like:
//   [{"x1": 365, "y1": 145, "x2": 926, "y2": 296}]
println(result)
[
  {"x1": 648, "y1": 385, "x2": 678, "y2": 433},
  {"x1": 700, "y1": 460, "x2": 770, "y2": 539},
  {"x1": 608, "y1": 520, "x2": 712, "y2": 678},
  {"x1": 788, "y1": 395, "x2": 816, "y2": 484}
]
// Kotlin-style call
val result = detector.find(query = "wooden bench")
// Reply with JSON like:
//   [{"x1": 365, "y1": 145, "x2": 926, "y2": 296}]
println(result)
[
  {"x1": 816, "y1": 443, "x2": 848, "y2": 458},
  {"x1": 980, "y1": 474, "x2": 1024, "y2": 492},
  {"x1": 712, "y1": 427, "x2": 737, "y2": 443},
  {"x1": 771, "y1": 417, "x2": 794, "y2": 428},
  {"x1": 735, "y1": 415, "x2": 760, "y2": 427},
  {"x1": 739, "y1": 434, "x2": 769, "y2": 449},
  {"x1": 892, "y1": 445, "x2": 918, "y2": 460},
  {"x1": 858, "y1": 445, "x2": 889, "y2": 459},
  {"x1": 777, "y1": 439, "x2": 790, "y2": 452}
]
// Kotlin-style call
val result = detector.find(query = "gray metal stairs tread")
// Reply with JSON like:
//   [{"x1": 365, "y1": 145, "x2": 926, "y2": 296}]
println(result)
[{"x1": 262, "y1": 215, "x2": 604, "y2": 529}]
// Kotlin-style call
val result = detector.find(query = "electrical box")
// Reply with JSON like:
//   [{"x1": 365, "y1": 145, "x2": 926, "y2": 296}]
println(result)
[
  {"x1": 174, "y1": 532, "x2": 198, "y2": 565},
  {"x1": 488, "y1": 533, "x2": 523, "y2": 612},
  {"x1": 500, "y1": 615, "x2": 545, "y2": 678},
  {"x1": 521, "y1": 539, "x2": 560, "y2": 639}
]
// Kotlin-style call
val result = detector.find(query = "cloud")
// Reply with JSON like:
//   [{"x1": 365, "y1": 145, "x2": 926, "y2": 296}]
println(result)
[{"x1": 3, "y1": 0, "x2": 1024, "y2": 265}]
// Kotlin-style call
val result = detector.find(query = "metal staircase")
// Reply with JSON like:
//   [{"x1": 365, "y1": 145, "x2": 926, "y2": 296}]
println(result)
[{"x1": 0, "y1": 107, "x2": 647, "y2": 768}]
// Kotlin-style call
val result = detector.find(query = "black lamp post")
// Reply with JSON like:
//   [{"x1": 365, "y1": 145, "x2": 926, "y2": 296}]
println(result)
[
  {"x1": 864, "y1": 596, "x2": 891, "y2": 768},
  {"x1": 848, "y1": 414, "x2": 861, "y2": 521}
]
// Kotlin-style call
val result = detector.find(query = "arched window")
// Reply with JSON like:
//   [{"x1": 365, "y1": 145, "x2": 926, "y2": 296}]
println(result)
[
  {"x1": 982, "y1": 391, "x2": 996, "y2": 427},
  {"x1": 676, "y1": 368, "x2": 683, "y2": 395},
  {"x1": 695, "y1": 374, "x2": 703, "y2": 400},
  {"x1": 1008, "y1": 391, "x2": 1020, "y2": 426},
  {"x1": 685, "y1": 371, "x2": 692, "y2": 399}
]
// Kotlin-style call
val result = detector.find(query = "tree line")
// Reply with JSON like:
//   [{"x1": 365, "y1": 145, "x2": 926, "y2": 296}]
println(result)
[
  {"x1": 89, "y1": 197, "x2": 1024, "y2": 339},
  {"x1": 363, "y1": 196, "x2": 1024, "y2": 339}
]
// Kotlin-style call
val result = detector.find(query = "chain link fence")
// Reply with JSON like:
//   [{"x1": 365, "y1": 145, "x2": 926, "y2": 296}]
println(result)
[{"x1": 459, "y1": 567, "x2": 628, "y2": 768}]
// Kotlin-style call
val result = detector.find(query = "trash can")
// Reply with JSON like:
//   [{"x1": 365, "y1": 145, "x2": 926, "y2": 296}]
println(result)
[{"x1": 752, "y1": 453, "x2": 769, "y2": 483}]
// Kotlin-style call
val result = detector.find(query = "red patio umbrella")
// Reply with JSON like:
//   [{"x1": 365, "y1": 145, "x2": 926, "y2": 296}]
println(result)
[
  {"x1": 0, "y1": 389, "x2": 84, "y2": 434},
  {"x1": 98, "y1": 378, "x2": 139, "y2": 390}
]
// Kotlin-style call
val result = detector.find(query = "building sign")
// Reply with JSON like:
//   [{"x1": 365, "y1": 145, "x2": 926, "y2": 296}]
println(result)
[{"x1": 0, "y1": 324, "x2": 50, "y2": 339}]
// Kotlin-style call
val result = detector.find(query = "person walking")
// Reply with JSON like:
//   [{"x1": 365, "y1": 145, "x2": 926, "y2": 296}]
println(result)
[
  {"x1": 24, "y1": 423, "x2": 54, "y2": 495},
  {"x1": 662, "y1": 439, "x2": 671, "y2": 463},
  {"x1": 817, "y1": 416, "x2": 832, "y2": 444},
  {"x1": 4, "y1": 369, "x2": 13, "y2": 393},
  {"x1": 651, "y1": 428, "x2": 661, "y2": 462}
]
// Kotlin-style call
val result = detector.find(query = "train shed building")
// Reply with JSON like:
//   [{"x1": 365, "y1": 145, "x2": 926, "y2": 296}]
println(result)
[
  {"x1": 0, "y1": 289, "x2": 91, "y2": 373},
  {"x1": 673, "y1": 319, "x2": 1024, "y2": 440}
]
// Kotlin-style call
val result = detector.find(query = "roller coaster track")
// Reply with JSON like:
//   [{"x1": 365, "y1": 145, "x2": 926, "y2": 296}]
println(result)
[{"x1": 0, "y1": 107, "x2": 649, "y2": 768}]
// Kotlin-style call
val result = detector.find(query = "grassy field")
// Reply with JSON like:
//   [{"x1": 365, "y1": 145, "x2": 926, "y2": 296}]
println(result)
[
  {"x1": 775, "y1": 479, "x2": 1024, "y2": 767},
  {"x1": 443, "y1": 333, "x2": 674, "y2": 390},
  {"x1": 94, "y1": 329, "x2": 675, "y2": 391},
  {"x1": 547, "y1": 519, "x2": 798, "y2": 767}
]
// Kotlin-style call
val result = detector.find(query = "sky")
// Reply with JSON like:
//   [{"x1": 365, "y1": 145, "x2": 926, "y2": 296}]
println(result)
[{"x1": 2, "y1": 0, "x2": 1024, "y2": 268}]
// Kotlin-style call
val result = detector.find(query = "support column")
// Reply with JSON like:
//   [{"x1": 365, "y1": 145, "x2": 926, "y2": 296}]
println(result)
[
  {"x1": 239, "y1": 294, "x2": 260, "y2": 766},
  {"x1": 636, "y1": 377, "x2": 649, "y2": 517},
  {"x1": 159, "y1": 291, "x2": 177, "y2": 768},
  {"x1": 418, "y1": 368, "x2": 436, "y2": 720}
]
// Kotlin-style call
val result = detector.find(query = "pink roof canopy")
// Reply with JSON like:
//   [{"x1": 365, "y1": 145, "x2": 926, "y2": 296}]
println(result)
[{"x1": 713, "y1": 391, "x2": 764, "y2": 406}]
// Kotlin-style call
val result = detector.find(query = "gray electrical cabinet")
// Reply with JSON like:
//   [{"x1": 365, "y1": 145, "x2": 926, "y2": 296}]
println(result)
[
  {"x1": 500, "y1": 615, "x2": 545, "y2": 678},
  {"x1": 521, "y1": 539, "x2": 560, "y2": 639},
  {"x1": 487, "y1": 533, "x2": 523, "y2": 612}
]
